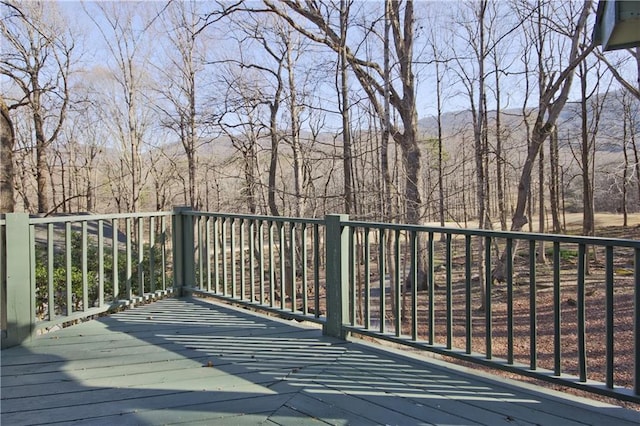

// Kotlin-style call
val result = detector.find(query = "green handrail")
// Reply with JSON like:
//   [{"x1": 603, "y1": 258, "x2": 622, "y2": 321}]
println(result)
[{"x1": 2, "y1": 209, "x2": 639, "y2": 404}]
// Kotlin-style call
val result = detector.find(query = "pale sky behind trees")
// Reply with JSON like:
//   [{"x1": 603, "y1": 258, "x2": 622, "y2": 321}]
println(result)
[
  {"x1": 2, "y1": 0, "x2": 639, "y2": 222},
  {"x1": 54, "y1": 0, "x2": 634, "y2": 126}
]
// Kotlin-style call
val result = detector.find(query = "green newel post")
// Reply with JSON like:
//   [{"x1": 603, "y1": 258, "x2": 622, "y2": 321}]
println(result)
[
  {"x1": 324, "y1": 214, "x2": 349, "y2": 339},
  {"x1": 172, "y1": 206, "x2": 195, "y2": 296},
  {"x1": 183, "y1": 212, "x2": 195, "y2": 291},
  {"x1": 2, "y1": 213, "x2": 34, "y2": 348}
]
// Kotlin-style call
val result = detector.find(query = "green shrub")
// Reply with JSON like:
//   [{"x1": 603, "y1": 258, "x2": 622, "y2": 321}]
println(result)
[
  {"x1": 544, "y1": 246, "x2": 578, "y2": 261},
  {"x1": 34, "y1": 232, "x2": 171, "y2": 317}
]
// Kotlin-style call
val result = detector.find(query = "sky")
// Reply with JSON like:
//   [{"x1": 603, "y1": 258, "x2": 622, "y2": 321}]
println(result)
[{"x1": 13, "y1": 0, "x2": 640, "y2": 131}]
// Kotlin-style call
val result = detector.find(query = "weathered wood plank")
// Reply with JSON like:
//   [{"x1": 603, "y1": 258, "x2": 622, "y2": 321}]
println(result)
[
  {"x1": 268, "y1": 405, "x2": 332, "y2": 426},
  {"x1": 313, "y1": 351, "x2": 543, "y2": 425},
  {"x1": 66, "y1": 413, "x2": 273, "y2": 426},
  {"x1": 345, "y1": 340, "x2": 640, "y2": 426},
  {"x1": 37, "y1": 393, "x2": 292, "y2": 426},
  {"x1": 280, "y1": 393, "x2": 380, "y2": 426},
  {"x1": 1, "y1": 330, "x2": 337, "y2": 375},
  {"x1": 2, "y1": 296, "x2": 639, "y2": 426},
  {"x1": 3, "y1": 324, "x2": 330, "y2": 364},
  {"x1": 3, "y1": 362, "x2": 296, "y2": 401},
  {"x1": 15, "y1": 322, "x2": 323, "y2": 355},
  {"x1": 2, "y1": 387, "x2": 293, "y2": 426},
  {"x1": 283, "y1": 384, "x2": 434, "y2": 425},
  {"x1": 2, "y1": 387, "x2": 180, "y2": 414}
]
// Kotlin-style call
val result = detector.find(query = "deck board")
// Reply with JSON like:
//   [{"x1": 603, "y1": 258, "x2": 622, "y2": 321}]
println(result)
[{"x1": 2, "y1": 297, "x2": 639, "y2": 426}]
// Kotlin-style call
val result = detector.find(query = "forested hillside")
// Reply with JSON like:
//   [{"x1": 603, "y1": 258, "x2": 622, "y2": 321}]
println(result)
[{"x1": 1, "y1": 0, "x2": 639, "y2": 237}]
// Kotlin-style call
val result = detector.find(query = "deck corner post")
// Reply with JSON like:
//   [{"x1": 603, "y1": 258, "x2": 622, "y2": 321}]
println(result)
[
  {"x1": 2, "y1": 212, "x2": 33, "y2": 349},
  {"x1": 172, "y1": 206, "x2": 195, "y2": 297},
  {"x1": 324, "y1": 214, "x2": 349, "y2": 339}
]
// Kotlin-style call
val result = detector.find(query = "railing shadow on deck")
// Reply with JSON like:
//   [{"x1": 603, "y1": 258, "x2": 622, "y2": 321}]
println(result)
[
  {"x1": 2, "y1": 209, "x2": 640, "y2": 405},
  {"x1": 3, "y1": 297, "x2": 639, "y2": 425}
]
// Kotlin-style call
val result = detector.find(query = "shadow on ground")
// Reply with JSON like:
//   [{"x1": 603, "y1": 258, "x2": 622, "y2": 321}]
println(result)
[{"x1": 2, "y1": 297, "x2": 638, "y2": 425}]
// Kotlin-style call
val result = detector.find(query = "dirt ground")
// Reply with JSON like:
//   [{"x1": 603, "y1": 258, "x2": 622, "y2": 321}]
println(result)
[
  {"x1": 382, "y1": 212, "x2": 640, "y2": 410},
  {"x1": 423, "y1": 212, "x2": 640, "y2": 235},
  {"x1": 225, "y1": 212, "x2": 640, "y2": 409}
]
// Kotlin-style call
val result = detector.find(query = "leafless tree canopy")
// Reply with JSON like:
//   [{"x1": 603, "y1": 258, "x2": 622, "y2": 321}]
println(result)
[{"x1": 0, "y1": 0, "x2": 638, "y2": 237}]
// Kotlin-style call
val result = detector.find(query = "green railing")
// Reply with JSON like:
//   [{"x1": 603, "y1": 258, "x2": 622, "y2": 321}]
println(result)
[
  {"x1": 1, "y1": 211, "x2": 175, "y2": 348},
  {"x1": 2, "y1": 210, "x2": 639, "y2": 403},
  {"x1": 338, "y1": 218, "x2": 640, "y2": 403},
  {"x1": 181, "y1": 211, "x2": 327, "y2": 325}
]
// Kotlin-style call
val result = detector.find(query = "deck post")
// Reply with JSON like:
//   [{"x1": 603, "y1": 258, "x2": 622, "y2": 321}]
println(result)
[
  {"x1": 172, "y1": 206, "x2": 195, "y2": 296},
  {"x1": 324, "y1": 214, "x2": 349, "y2": 339},
  {"x1": 2, "y1": 213, "x2": 33, "y2": 348}
]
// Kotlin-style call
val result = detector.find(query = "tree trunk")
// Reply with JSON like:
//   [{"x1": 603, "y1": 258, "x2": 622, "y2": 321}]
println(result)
[
  {"x1": 243, "y1": 147, "x2": 258, "y2": 215},
  {"x1": 340, "y1": 0, "x2": 353, "y2": 215},
  {"x1": 633, "y1": 130, "x2": 640, "y2": 206},
  {"x1": 436, "y1": 59, "x2": 445, "y2": 237},
  {"x1": 0, "y1": 98, "x2": 15, "y2": 213},
  {"x1": 622, "y1": 103, "x2": 629, "y2": 227},
  {"x1": 48, "y1": 157, "x2": 59, "y2": 212},
  {"x1": 549, "y1": 128, "x2": 562, "y2": 233},
  {"x1": 86, "y1": 165, "x2": 94, "y2": 212},
  {"x1": 0, "y1": 97, "x2": 12, "y2": 337},
  {"x1": 268, "y1": 101, "x2": 281, "y2": 218},
  {"x1": 381, "y1": 1, "x2": 393, "y2": 223},
  {"x1": 509, "y1": 1, "x2": 592, "y2": 233},
  {"x1": 128, "y1": 107, "x2": 140, "y2": 213},
  {"x1": 187, "y1": 148, "x2": 197, "y2": 209},
  {"x1": 188, "y1": 67, "x2": 198, "y2": 209},
  {"x1": 636, "y1": 47, "x2": 640, "y2": 92},
  {"x1": 580, "y1": 62, "x2": 594, "y2": 239},
  {"x1": 473, "y1": 0, "x2": 490, "y2": 309},
  {"x1": 287, "y1": 55, "x2": 304, "y2": 219},
  {"x1": 494, "y1": 67, "x2": 507, "y2": 231},
  {"x1": 33, "y1": 98, "x2": 50, "y2": 214},
  {"x1": 537, "y1": 144, "x2": 546, "y2": 263},
  {"x1": 512, "y1": 121, "x2": 545, "y2": 232}
]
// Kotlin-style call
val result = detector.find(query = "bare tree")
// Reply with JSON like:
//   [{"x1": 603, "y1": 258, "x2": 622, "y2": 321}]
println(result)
[
  {"x1": 619, "y1": 91, "x2": 636, "y2": 226},
  {"x1": 218, "y1": 13, "x2": 288, "y2": 217},
  {"x1": 571, "y1": 59, "x2": 611, "y2": 239},
  {"x1": 263, "y1": 1, "x2": 422, "y2": 223},
  {"x1": 153, "y1": 0, "x2": 203, "y2": 209},
  {"x1": 337, "y1": 0, "x2": 354, "y2": 215},
  {"x1": 420, "y1": 8, "x2": 454, "y2": 236},
  {"x1": 84, "y1": 2, "x2": 157, "y2": 213},
  {"x1": 283, "y1": 28, "x2": 307, "y2": 218},
  {"x1": 10, "y1": 108, "x2": 33, "y2": 211},
  {"x1": 1, "y1": 0, "x2": 74, "y2": 213},
  {"x1": 548, "y1": 127, "x2": 562, "y2": 232},
  {"x1": 220, "y1": 69, "x2": 267, "y2": 215},
  {"x1": 453, "y1": 0, "x2": 494, "y2": 235},
  {"x1": 509, "y1": 0, "x2": 593, "y2": 232},
  {"x1": 449, "y1": 0, "x2": 494, "y2": 304},
  {"x1": 261, "y1": 0, "x2": 430, "y2": 295},
  {"x1": 599, "y1": 49, "x2": 640, "y2": 210},
  {"x1": 220, "y1": 12, "x2": 323, "y2": 299},
  {"x1": 0, "y1": 96, "x2": 14, "y2": 212},
  {"x1": 595, "y1": 47, "x2": 640, "y2": 100},
  {"x1": 153, "y1": 0, "x2": 236, "y2": 210}
]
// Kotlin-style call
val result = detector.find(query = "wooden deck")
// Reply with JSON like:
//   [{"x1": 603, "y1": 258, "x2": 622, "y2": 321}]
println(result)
[{"x1": 2, "y1": 297, "x2": 639, "y2": 426}]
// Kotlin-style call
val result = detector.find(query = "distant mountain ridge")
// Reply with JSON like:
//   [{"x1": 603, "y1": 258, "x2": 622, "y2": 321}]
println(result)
[{"x1": 416, "y1": 90, "x2": 640, "y2": 153}]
